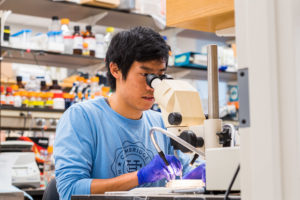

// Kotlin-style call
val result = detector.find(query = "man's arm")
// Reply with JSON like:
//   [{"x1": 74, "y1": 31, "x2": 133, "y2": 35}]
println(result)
[{"x1": 91, "y1": 171, "x2": 138, "y2": 194}]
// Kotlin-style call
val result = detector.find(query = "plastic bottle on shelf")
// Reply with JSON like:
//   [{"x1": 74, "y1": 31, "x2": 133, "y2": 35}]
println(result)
[
  {"x1": 104, "y1": 27, "x2": 114, "y2": 54},
  {"x1": 47, "y1": 30, "x2": 64, "y2": 53},
  {"x1": 63, "y1": 93, "x2": 74, "y2": 109},
  {"x1": 90, "y1": 77, "x2": 101, "y2": 99},
  {"x1": 83, "y1": 25, "x2": 96, "y2": 57},
  {"x1": 40, "y1": 80, "x2": 48, "y2": 92},
  {"x1": 84, "y1": 92, "x2": 90, "y2": 102},
  {"x1": 61, "y1": 18, "x2": 71, "y2": 35},
  {"x1": 101, "y1": 86, "x2": 111, "y2": 98},
  {"x1": 11, "y1": 85, "x2": 19, "y2": 94},
  {"x1": 53, "y1": 93, "x2": 65, "y2": 109},
  {"x1": 13, "y1": 92, "x2": 22, "y2": 107},
  {"x1": 26, "y1": 75, "x2": 39, "y2": 91},
  {"x1": 21, "y1": 91, "x2": 29, "y2": 107},
  {"x1": 28, "y1": 91, "x2": 37, "y2": 108},
  {"x1": 33, "y1": 92, "x2": 39, "y2": 108},
  {"x1": 61, "y1": 18, "x2": 73, "y2": 54},
  {"x1": 36, "y1": 92, "x2": 45, "y2": 108},
  {"x1": 16, "y1": 76, "x2": 25, "y2": 90},
  {"x1": 95, "y1": 33, "x2": 105, "y2": 58},
  {"x1": 49, "y1": 80, "x2": 62, "y2": 93},
  {"x1": 41, "y1": 92, "x2": 48, "y2": 108},
  {"x1": 77, "y1": 76, "x2": 86, "y2": 93},
  {"x1": 55, "y1": 31, "x2": 65, "y2": 53},
  {"x1": 43, "y1": 146, "x2": 55, "y2": 187},
  {"x1": 5, "y1": 87, "x2": 14, "y2": 106},
  {"x1": 72, "y1": 26, "x2": 83, "y2": 55},
  {"x1": 82, "y1": 42, "x2": 89, "y2": 56},
  {"x1": 49, "y1": 16, "x2": 60, "y2": 32},
  {"x1": 45, "y1": 92, "x2": 54, "y2": 109},
  {"x1": 47, "y1": 31, "x2": 55, "y2": 51},
  {"x1": 1, "y1": 86, "x2": 6, "y2": 105},
  {"x1": 69, "y1": 82, "x2": 78, "y2": 95},
  {"x1": 77, "y1": 92, "x2": 83, "y2": 103}
]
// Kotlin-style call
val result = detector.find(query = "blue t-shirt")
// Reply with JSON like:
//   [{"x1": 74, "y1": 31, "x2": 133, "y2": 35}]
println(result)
[{"x1": 54, "y1": 97, "x2": 192, "y2": 200}]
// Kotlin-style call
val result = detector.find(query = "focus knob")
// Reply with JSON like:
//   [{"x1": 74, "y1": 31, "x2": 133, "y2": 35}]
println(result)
[
  {"x1": 168, "y1": 112, "x2": 182, "y2": 125},
  {"x1": 171, "y1": 130, "x2": 204, "y2": 153}
]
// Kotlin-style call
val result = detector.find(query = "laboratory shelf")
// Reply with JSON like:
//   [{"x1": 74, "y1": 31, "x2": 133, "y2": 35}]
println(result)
[
  {"x1": 1, "y1": 126, "x2": 57, "y2": 132},
  {"x1": 0, "y1": 0, "x2": 160, "y2": 31},
  {"x1": 0, "y1": 105, "x2": 64, "y2": 132},
  {"x1": 1, "y1": 46, "x2": 104, "y2": 69},
  {"x1": 167, "y1": 66, "x2": 237, "y2": 82},
  {"x1": 0, "y1": 105, "x2": 65, "y2": 113},
  {"x1": 0, "y1": 46, "x2": 237, "y2": 81}
]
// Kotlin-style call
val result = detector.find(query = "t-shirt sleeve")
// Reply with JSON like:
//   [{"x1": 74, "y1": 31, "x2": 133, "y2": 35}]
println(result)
[{"x1": 54, "y1": 105, "x2": 94, "y2": 200}]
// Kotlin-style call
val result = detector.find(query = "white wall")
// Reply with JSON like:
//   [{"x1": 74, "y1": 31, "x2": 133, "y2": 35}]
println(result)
[{"x1": 235, "y1": 0, "x2": 300, "y2": 199}]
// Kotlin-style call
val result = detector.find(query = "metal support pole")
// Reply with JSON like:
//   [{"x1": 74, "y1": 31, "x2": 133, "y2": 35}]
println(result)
[{"x1": 207, "y1": 45, "x2": 219, "y2": 119}]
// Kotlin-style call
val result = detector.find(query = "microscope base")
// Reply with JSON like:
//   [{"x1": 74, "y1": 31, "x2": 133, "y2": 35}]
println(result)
[{"x1": 206, "y1": 147, "x2": 240, "y2": 191}]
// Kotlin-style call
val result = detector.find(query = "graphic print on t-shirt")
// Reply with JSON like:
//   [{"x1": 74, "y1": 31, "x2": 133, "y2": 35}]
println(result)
[{"x1": 111, "y1": 141, "x2": 154, "y2": 176}]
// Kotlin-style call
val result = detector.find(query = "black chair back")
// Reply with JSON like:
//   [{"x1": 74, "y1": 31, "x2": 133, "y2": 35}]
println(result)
[{"x1": 42, "y1": 178, "x2": 59, "y2": 200}]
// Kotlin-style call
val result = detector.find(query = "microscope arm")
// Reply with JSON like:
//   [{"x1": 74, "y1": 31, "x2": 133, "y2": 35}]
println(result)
[{"x1": 150, "y1": 127, "x2": 205, "y2": 160}]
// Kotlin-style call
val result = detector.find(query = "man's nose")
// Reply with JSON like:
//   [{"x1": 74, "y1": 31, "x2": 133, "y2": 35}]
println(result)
[{"x1": 145, "y1": 82, "x2": 154, "y2": 92}]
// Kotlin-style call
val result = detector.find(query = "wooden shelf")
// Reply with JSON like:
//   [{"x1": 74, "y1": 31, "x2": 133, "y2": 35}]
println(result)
[
  {"x1": 166, "y1": 0, "x2": 234, "y2": 33},
  {"x1": 0, "y1": 105, "x2": 64, "y2": 132},
  {"x1": 1, "y1": 47, "x2": 104, "y2": 69},
  {"x1": 0, "y1": 0, "x2": 160, "y2": 31}
]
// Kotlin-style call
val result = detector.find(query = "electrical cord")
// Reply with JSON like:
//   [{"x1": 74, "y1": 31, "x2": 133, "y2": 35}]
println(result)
[
  {"x1": 224, "y1": 164, "x2": 240, "y2": 200},
  {"x1": 20, "y1": 112, "x2": 26, "y2": 136}
]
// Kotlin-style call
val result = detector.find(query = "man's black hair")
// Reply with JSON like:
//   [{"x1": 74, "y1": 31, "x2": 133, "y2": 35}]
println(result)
[{"x1": 105, "y1": 26, "x2": 170, "y2": 91}]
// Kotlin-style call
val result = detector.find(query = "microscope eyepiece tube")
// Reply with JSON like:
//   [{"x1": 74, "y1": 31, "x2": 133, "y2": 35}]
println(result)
[{"x1": 207, "y1": 44, "x2": 219, "y2": 119}]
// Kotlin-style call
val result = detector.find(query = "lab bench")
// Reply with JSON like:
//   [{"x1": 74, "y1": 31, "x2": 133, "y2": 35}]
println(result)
[
  {"x1": 72, "y1": 194, "x2": 241, "y2": 200},
  {"x1": 0, "y1": 191, "x2": 23, "y2": 200}
]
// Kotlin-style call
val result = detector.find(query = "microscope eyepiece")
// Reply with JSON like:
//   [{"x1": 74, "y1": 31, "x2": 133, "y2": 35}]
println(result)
[{"x1": 146, "y1": 74, "x2": 159, "y2": 88}]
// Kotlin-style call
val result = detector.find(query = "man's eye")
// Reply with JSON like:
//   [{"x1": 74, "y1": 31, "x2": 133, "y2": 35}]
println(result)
[{"x1": 141, "y1": 73, "x2": 148, "y2": 77}]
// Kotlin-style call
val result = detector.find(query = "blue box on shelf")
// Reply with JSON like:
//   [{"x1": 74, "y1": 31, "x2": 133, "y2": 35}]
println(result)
[{"x1": 174, "y1": 52, "x2": 207, "y2": 69}]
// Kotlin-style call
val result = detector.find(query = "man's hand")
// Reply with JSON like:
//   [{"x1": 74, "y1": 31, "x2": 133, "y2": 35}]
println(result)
[
  {"x1": 183, "y1": 163, "x2": 206, "y2": 183},
  {"x1": 137, "y1": 155, "x2": 182, "y2": 185}
]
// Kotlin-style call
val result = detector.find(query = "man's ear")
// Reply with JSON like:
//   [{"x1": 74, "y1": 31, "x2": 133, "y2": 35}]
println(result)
[{"x1": 109, "y1": 62, "x2": 121, "y2": 79}]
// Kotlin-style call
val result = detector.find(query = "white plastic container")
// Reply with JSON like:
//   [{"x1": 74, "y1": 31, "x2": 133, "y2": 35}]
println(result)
[
  {"x1": 53, "y1": 93, "x2": 65, "y2": 109},
  {"x1": 10, "y1": 29, "x2": 32, "y2": 49},
  {"x1": 61, "y1": 18, "x2": 73, "y2": 54},
  {"x1": 95, "y1": 34, "x2": 105, "y2": 58},
  {"x1": 14, "y1": 93, "x2": 22, "y2": 107},
  {"x1": 47, "y1": 31, "x2": 64, "y2": 53},
  {"x1": 104, "y1": 27, "x2": 114, "y2": 54}
]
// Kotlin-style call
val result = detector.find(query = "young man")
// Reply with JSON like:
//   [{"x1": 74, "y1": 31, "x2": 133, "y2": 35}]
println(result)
[{"x1": 54, "y1": 26, "x2": 205, "y2": 200}]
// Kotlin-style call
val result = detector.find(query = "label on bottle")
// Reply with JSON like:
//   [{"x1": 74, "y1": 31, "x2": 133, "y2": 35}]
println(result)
[
  {"x1": 73, "y1": 35, "x2": 83, "y2": 50},
  {"x1": 6, "y1": 95, "x2": 14, "y2": 105},
  {"x1": 0, "y1": 94, "x2": 6, "y2": 105},
  {"x1": 22, "y1": 98, "x2": 29, "y2": 107},
  {"x1": 84, "y1": 37, "x2": 96, "y2": 51},
  {"x1": 64, "y1": 36, "x2": 73, "y2": 54}
]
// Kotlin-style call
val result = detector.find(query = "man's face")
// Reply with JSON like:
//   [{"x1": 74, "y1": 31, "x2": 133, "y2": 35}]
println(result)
[{"x1": 117, "y1": 60, "x2": 166, "y2": 113}]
